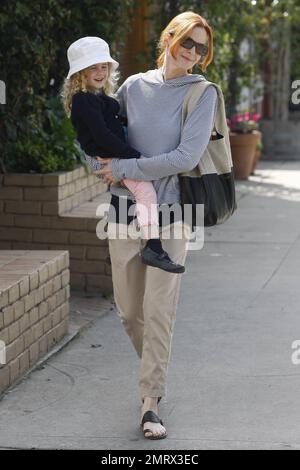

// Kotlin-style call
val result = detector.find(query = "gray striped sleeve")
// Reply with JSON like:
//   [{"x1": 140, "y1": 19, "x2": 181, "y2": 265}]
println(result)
[{"x1": 111, "y1": 85, "x2": 218, "y2": 182}]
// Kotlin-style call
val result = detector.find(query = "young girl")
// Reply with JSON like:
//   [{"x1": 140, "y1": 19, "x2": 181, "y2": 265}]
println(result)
[{"x1": 62, "y1": 36, "x2": 184, "y2": 274}]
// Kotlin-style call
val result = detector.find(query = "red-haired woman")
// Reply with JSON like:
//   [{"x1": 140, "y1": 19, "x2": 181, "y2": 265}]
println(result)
[{"x1": 95, "y1": 11, "x2": 217, "y2": 440}]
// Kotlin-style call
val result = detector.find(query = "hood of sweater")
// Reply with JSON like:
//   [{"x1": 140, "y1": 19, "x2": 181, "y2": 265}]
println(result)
[{"x1": 140, "y1": 67, "x2": 206, "y2": 87}]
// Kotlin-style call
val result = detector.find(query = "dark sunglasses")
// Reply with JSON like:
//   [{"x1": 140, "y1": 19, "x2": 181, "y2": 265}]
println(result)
[
  {"x1": 168, "y1": 31, "x2": 208, "y2": 58},
  {"x1": 180, "y1": 37, "x2": 209, "y2": 57}
]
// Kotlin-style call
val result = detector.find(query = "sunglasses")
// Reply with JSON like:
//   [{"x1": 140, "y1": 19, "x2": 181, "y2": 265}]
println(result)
[
  {"x1": 180, "y1": 37, "x2": 209, "y2": 57},
  {"x1": 168, "y1": 31, "x2": 208, "y2": 58}
]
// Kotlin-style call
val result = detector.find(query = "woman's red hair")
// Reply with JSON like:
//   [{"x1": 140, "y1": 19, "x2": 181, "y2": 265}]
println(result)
[{"x1": 156, "y1": 11, "x2": 213, "y2": 73}]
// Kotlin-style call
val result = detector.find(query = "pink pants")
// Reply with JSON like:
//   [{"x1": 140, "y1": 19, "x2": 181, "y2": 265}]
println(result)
[{"x1": 122, "y1": 178, "x2": 159, "y2": 239}]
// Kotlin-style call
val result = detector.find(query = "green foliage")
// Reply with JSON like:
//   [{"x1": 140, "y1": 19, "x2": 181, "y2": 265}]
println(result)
[
  {"x1": 146, "y1": 0, "x2": 260, "y2": 111},
  {"x1": 256, "y1": 141, "x2": 263, "y2": 151},
  {"x1": 5, "y1": 96, "x2": 85, "y2": 174},
  {"x1": 1, "y1": 0, "x2": 299, "y2": 173},
  {"x1": 0, "y1": 0, "x2": 135, "y2": 173},
  {"x1": 146, "y1": 0, "x2": 300, "y2": 116}
]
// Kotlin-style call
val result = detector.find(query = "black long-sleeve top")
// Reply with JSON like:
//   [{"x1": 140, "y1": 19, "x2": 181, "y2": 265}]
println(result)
[{"x1": 71, "y1": 91, "x2": 140, "y2": 159}]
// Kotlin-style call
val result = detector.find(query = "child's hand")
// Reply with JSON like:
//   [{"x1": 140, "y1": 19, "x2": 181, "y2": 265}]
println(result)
[
  {"x1": 93, "y1": 157, "x2": 117, "y2": 186},
  {"x1": 96, "y1": 157, "x2": 111, "y2": 164},
  {"x1": 95, "y1": 157, "x2": 125, "y2": 187}
]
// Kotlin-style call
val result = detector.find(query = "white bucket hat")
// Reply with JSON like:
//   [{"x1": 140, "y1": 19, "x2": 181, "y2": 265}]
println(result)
[{"x1": 67, "y1": 36, "x2": 119, "y2": 79}]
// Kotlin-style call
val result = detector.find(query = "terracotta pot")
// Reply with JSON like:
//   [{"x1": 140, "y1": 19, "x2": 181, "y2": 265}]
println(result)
[{"x1": 229, "y1": 131, "x2": 260, "y2": 180}]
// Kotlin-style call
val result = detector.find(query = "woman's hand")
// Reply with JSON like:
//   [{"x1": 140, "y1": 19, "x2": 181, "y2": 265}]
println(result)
[{"x1": 93, "y1": 157, "x2": 119, "y2": 186}]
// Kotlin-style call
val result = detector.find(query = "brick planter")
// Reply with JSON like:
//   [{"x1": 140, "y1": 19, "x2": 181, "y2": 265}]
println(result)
[
  {"x1": 0, "y1": 166, "x2": 113, "y2": 294},
  {"x1": 0, "y1": 250, "x2": 70, "y2": 395},
  {"x1": 0, "y1": 165, "x2": 105, "y2": 216}
]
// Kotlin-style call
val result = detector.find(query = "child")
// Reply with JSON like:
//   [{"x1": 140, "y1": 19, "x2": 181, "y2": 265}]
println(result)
[{"x1": 62, "y1": 36, "x2": 185, "y2": 274}]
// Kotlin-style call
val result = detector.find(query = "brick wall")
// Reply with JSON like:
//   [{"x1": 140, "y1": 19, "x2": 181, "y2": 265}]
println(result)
[
  {"x1": 0, "y1": 165, "x2": 105, "y2": 216},
  {"x1": 0, "y1": 166, "x2": 113, "y2": 294},
  {"x1": 0, "y1": 250, "x2": 70, "y2": 395}
]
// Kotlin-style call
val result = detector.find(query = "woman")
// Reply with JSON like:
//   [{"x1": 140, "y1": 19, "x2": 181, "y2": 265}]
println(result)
[{"x1": 94, "y1": 11, "x2": 218, "y2": 440}]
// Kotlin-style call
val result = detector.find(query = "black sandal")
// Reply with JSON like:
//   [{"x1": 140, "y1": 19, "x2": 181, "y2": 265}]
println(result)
[
  {"x1": 140, "y1": 410, "x2": 167, "y2": 440},
  {"x1": 142, "y1": 397, "x2": 162, "y2": 404}
]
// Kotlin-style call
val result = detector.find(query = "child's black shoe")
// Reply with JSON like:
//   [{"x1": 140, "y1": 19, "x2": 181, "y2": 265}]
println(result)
[{"x1": 139, "y1": 246, "x2": 185, "y2": 274}]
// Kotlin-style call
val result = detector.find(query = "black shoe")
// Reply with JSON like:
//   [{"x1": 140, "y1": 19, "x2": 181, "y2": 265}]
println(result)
[
  {"x1": 140, "y1": 246, "x2": 185, "y2": 274},
  {"x1": 142, "y1": 397, "x2": 162, "y2": 404},
  {"x1": 140, "y1": 410, "x2": 167, "y2": 440}
]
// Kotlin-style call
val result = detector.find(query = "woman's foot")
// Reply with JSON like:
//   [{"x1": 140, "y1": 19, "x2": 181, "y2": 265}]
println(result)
[{"x1": 140, "y1": 397, "x2": 167, "y2": 439}]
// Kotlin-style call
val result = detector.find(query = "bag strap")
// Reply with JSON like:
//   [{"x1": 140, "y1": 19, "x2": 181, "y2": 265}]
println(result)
[
  {"x1": 182, "y1": 80, "x2": 210, "y2": 123},
  {"x1": 181, "y1": 80, "x2": 227, "y2": 138}
]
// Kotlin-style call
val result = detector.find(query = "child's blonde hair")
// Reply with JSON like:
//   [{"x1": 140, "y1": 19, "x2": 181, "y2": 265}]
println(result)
[{"x1": 61, "y1": 62, "x2": 119, "y2": 117}]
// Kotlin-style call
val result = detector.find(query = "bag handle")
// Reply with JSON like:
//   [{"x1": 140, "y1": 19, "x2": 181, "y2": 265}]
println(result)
[
  {"x1": 182, "y1": 80, "x2": 210, "y2": 122},
  {"x1": 182, "y1": 80, "x2": 226, "y2": 139}
]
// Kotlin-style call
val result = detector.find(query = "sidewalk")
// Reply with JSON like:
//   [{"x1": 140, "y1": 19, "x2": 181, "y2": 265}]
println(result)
[{"x1": 1, "y1": 160, "x2": 300, "y2": 450}]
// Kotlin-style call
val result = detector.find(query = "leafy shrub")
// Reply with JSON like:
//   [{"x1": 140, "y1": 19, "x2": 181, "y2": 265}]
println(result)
[{"x1": 5, "y1": 96, "x2": 86, "y2": 173}]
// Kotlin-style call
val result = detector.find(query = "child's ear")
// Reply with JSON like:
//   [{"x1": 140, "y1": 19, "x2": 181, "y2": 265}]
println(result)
[{"x1": 163, "y1": 31, "x2": 172, "y2": 45}]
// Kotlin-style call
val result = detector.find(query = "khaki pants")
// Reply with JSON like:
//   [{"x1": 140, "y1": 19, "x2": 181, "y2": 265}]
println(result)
[{"x1": 107, "y1": 221, "x2": 191, "y2": 401}]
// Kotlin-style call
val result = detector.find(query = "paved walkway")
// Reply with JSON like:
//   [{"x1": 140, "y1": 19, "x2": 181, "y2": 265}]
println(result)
[{"x1": 1, "y1": 161, "x2": 300, "y2": 450}]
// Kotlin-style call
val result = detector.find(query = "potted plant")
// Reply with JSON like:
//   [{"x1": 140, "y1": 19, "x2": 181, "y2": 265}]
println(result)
[{"x1": 228, "y1": 112, "x2": 262, "y2": 180}]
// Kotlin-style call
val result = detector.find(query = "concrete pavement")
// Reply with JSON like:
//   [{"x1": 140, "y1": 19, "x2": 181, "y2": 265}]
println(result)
[{"x1": 0, "y1": 160, "x2": 300, "y2": 450}]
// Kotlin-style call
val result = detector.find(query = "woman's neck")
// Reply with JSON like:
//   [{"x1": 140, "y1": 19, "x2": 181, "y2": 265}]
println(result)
[{"x1": 160, "y1": 64, "x2": 188, "y2": 81}]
